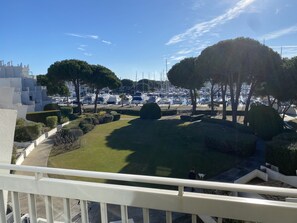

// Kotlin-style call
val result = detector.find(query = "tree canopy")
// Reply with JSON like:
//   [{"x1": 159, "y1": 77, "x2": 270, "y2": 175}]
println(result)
[
  {"x1": 37, "y1": 74, "x2": 70, "y2": 96},
  {"x1": 47, "y1": 59, "x2": 92, "y2": 114},
  {"x1": 168, "y1": 57, "x2": 205, "y2": 113}
]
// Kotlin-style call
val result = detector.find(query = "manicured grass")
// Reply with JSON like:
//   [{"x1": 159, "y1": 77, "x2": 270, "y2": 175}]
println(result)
[{"x1": 48, "y1": 116, "x2": 243, "y2": 182}]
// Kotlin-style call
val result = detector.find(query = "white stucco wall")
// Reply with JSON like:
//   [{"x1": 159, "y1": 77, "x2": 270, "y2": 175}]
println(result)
[
  {"x1": 0, "y1": 87, "x2": 14, "y2": 106},
  {"x1": 0, "y1": 109, "x2": 17, "y2": 211}
]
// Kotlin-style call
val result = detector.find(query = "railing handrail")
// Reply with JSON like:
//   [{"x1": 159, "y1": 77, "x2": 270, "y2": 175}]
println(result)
[{"x1": 2, "y1": 163, "x2": 297, "y2": 198}]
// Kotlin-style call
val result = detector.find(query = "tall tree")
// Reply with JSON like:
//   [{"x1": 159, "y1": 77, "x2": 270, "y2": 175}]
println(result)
[
  {"x1": 198, "y1": 37, "x2": 282, "y2": 123},
  {"x1": 88, "y1": 65, "x2": 121, "y2": 113},
  {"x1": 47, "y1": 59, "x2": 92, "y2": 115},
  {"x1": 167, "y1": 57, "x2": 205, "y2": 114}
]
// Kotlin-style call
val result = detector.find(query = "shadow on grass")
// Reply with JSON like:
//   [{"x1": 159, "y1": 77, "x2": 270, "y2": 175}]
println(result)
[{"x1": 106, "y1": 118, "x2": 242, "y2": 182}]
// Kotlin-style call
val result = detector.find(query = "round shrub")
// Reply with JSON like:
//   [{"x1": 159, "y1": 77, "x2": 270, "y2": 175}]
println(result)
[
  {"x1": 110, "y1": 111, "x2": 121, "y2": 121},
  {"x1": 14, "y1": 123, "x2": 43, "y2": 142},
  {"x1": 102, "y1": 114, "x2": 114, "y2": 123},
  {"x1": 44, "y1": 103, "x2": 60, "y2": 111},
  {"x1": 79, "y1": 123, "x2": 94, "y2": 134},
  {"x1": 248, "y1": 105, "x2": 283, "y2": 140},
  {"x1": 140, "y1": 103, "x2": 161, "y2": 120},
  {"x1": 46, "y1": 116, "x2": 58, "y2": 128}
]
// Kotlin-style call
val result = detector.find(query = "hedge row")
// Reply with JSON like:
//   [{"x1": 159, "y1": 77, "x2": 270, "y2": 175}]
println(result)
[
  {"x1": 26, "y1": 110, "x2": 61, "y2": 125},
  {"x1": 180, "y1": 114, "x2": 205, "y2": 122},
  {"x1": 205, "y1": 126, "x2": 257, "y2": 157},
  {"x1": 84, "y1": 107, "x2": 177, "y2": 116},
  {"x1": 266, "y1": 132, "x2": 297, "y2": 175},
  {"x1": 202, "y1": 117, "x2": 253, "y2": 134}
]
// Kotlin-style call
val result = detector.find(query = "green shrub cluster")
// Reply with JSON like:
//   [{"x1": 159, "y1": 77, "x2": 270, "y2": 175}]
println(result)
[
  {"x1": 44, "y1": 103, "x2": 60, "y2": 111},
  {"x1": 140, "y1": 103, "x2": 161, "y2": 120},
  {"x1": 204, "y1": 124, "x2": 257, "y2": 157},
  {"x1": 202, "y1": 117, "x2": 253, "y2": 134},
  {"x1": 266, "y1": 132, "x2": 297, "y2": 175},
  {"x1": 14, "y1": 122, "x2": 44, "y2": 142},
  {"x1": 26, "y1": 110, "x2": 61, "y2": 125},
  {"x1": 248, "y1": 104, "x2": 283, "y2": 140},
  {"x1": 46, "y1": 116, "x2": 58, "y2": 128}
]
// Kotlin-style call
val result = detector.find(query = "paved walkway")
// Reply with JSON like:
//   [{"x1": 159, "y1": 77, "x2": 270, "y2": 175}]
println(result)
[
  {"x1": 14, "y1": 137, "x2": 81, "y2": 222},
  {"x1": 211, "y1": 139, "x2": 266, "y2": 182}
]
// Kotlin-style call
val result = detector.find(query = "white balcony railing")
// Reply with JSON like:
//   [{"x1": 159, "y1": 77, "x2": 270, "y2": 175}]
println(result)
[{"x1": 1, "y1": 163, "x2": 297, "y2": 223}]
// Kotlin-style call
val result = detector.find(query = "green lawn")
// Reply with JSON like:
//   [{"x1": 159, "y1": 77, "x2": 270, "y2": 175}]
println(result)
[{"x1": 48, "y1": 116, "x2": 243, "y2": 182}]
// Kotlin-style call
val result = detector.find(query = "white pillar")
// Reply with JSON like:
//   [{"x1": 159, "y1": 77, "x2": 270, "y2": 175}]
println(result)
[{"x1": 0, "y1": 109, "x2": 17, "y2": 211}]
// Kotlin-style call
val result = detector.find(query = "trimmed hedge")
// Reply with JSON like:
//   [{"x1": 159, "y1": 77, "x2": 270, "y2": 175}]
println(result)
[
  {"x1": 205, "y1": 128, "x2": 257, "y2": 157},
  {"x1": 26, "y1": 110, "x2": 61, "y2": 125},
  {"x1": 46, "y1": 116, "x2": 58, "y2": 128},
  {"x1": 266, "y1": 132, "x2": 297, "y2": 175},
  {"x1": 60, "y1": 106, "x2": 73, "y2": 117},
  {"x1": 44, "y1": 103, "x2": 60, "y2": 111},
  {"x1": 140, "y1": 103, "x2": 162, "y2": 120},
  {"x1": 202, "y1": 117, "x2": 253, "y2": 134},
  {"x1": 14, "y1": 123, "x2": 43, "y2": 142},
  {"x1": 248, "y1": 105, "x2": 283, "y2": 140}
]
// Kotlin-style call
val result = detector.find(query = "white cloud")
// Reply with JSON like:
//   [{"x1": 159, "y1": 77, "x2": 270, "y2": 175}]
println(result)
[
  {"x1": 166, "y1": 0, "x2": 256, "y2": 45},
  {"x1": 77, "y1": 47, "x2": 85, "y2": 51},
  {"x1": 176, "y1": 49, "x2": 194, "y2": 55},
  {"x1": 65, "y1": 33, "x2": 99, "y2": 40},
  {"x1": 84, "y1": 52, "x2": 92, "y2": 57},
  {"x1": 102, "y1": 40, "x2": 112, "y2": 45},
  {"x1": 260, "y1": 25, "x2": 297, "y2": 41}
]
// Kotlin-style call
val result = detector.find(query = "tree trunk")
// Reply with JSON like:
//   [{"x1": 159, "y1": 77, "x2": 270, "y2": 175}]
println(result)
[
  {"x1": 73, "y1": 79, "x2": 81, "y2": 115},
  {"x1": 94, "y1": 88, "x2": 99, "y2": 113},
  {"x1": 221, "y1": 84, "x2": 227, "y2": 120},
  {"x1": 243, "y1": 82, "x2": 255, "y2": 125},
  {"x1": 210, "y1": 82, "x2": 214, "y2": 115},
  {"x1": 190, "y1": 89, "x2": 196, "y2": 115}
]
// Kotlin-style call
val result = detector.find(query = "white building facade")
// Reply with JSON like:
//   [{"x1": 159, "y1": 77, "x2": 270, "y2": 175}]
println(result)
[{"x1": 0, "y1": 60, "x2": 51, "y2": 117}]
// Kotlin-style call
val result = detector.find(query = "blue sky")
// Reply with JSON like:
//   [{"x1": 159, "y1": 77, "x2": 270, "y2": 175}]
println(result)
[{"x1": 1, "y1": 0, "x2": 297, "y2": 80}]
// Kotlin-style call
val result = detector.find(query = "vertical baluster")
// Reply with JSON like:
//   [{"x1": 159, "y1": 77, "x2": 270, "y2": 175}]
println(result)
[
  {"x1": 121, "y1": 205, "x2": 128, "y2": 223},
  {"x1": 80, "y1": 200, "x2": 89, "y2": 223},
  {"x1": 100, "y1": 202, "x2": 108, "y2": 223},
  {"x1": 45, "y1": 196, "x2": 54, "y2": 223},
  {"x1": 166, "y1": 211, "x2": 172, "y2": 223},
  {"x1": 12, "y1": 191, "x2": 21, "y2": 223},
  {"x1": 63, "y1": 198, "x2": 71, "y2": 223},
  {"x1": 28, "y1": 194, "x2": 37, "y2": 223},
  {"x1": 142, "y1": 208, "x2": 150, "y2": 223},
  {"x1": 191, "y1": 214, "x2": 197, "y2": 223},
  {"x1": 0, "y1": 190, "x2": 6, "y2": 223}
]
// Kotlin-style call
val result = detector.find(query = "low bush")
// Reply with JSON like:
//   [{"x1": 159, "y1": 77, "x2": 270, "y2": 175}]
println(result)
[
  {"x1": 60, "y1": 116, "x2": 69, "y2": 124},
  {"x1": 26, "y1": 110, "x2": 61, "y2": 125},
  {"x1": 140, "y1": 103, "x2": 161, "y2": 120},
  {"x1": 44, "y1": 103, "x2": 60, "y2": 111},
  {"x1": 110, "y1": 111, "x2": 121, "y2": 121},
  {"x1": 46, "y1": 116, "x2": 58, "y2": 128},
  {"x1": 79, "y1": 123, "x2": 95, "y2": 134},
  {"x1": 266, "y1": 132, "x2": 297, "y2": 175},
  {"x1": 16, "y1": 118, "x2": 26, "y2": 126},
  {"x1": 248, "y1": 104, "x2": 283, "y2": 140},
  {"x1": 204, "y1": 125, "x2": 257, "y2": 157},
  {"x1": 102, "y1": 114, "x2": 114, "y2": 123},
  {"x1": 14, "y1": 123, "x2": 43, "y2": 142},
  {"x1": 60, "y1": 106, "x2": 73, "y2": 117}
]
